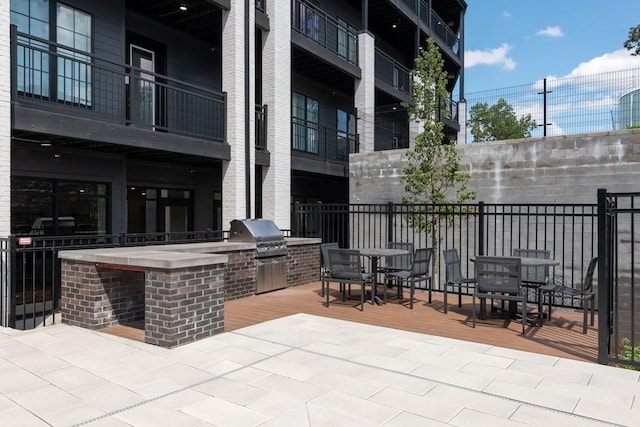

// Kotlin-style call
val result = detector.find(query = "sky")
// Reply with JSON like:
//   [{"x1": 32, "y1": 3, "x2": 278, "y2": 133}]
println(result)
[{"x1": 463, "y1": 0, "x2": 640, "y2": 94}]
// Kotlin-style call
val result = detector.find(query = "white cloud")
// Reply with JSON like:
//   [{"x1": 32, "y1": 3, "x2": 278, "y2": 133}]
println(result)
[
  {"x1": 535, "y1": 49, "x2": 640, "y2": 91},
  {"x1": 535, "y1": 26, "x2": 564, "y2": 38},
  {"x1": 503, "y1": 10, "x2": 511, "y2": 17},
  {"x1": 465, "y1": 44, "x2": 516, "y2": 71}
]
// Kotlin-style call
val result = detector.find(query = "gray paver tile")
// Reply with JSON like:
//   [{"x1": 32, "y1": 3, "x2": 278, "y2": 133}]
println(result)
[{"x1": 181, "y1": 395, "x2": 271, "y2": 427}]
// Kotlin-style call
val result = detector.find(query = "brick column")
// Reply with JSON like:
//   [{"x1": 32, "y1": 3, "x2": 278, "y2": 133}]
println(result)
[
  {"x1": 222, "y1": 3, "x2": 255, "y2": 223},
  {"x1": 0, "y1": 10, "x2": 11, "y2": 236},
  {"x1": 355, "y1": 31, "x2": 376, "y2": 154},
  {"x1": 145, "y1": 264, "x2": 225, "y2": 348},
  {"x1": 261, "y1": 0, "x2": 292, "y2": 228}
]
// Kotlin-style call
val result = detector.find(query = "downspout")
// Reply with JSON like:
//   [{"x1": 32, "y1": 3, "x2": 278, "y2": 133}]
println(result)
[{"x1": 244, "y1": 0, "x2": 251, "y2": 218}]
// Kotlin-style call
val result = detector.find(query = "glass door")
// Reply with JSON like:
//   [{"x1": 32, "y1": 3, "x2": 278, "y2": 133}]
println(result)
[{"x1": 129, "y1": 44, "x2": 155, "y2": 129}]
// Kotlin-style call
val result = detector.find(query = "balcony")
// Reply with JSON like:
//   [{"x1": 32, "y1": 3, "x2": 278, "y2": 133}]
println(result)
[
  {"x1": 375, "y1": 48, "x2": 411, "y2": 100},
  {"x1": 291, "y1": 0, "x2": 358, "y2": 66},
  {"x1": 11, "y1": 28, "x2": 226, "y2": 147},
  {"x1": 420, "y1": 1, "x2": 460, "y2": 57},
  {"x1": 291, "y1": 118, "x2": 359, "y2": 165}
]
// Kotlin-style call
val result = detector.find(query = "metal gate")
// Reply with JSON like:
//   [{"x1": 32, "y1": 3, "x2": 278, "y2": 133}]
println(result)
[{"x1": 598, "y1": 189, "x2": 640, "y2": 367}]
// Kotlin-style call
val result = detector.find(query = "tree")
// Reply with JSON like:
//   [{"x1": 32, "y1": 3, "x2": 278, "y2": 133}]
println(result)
[
  {"x1": 468, "y1": 98, "x2": 537, "y2": 142},
  {"x1": 401, "y1": 38, "x2": 476, "y2": 286},
  {"x1": 624, "y1": 24, "x2": 640, "y2": 56}
]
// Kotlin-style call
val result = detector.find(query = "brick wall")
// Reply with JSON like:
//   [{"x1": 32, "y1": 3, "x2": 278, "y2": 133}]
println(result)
[
  {"x1": 145, "y1": 264, "x2": 225, "y2": 348},
  {"x1": 287, "y1": 243, "x2": 320, "y2": 287},
  {"x1": 61, "y1": 261, "x2": 144, "y2": 329},
  {"x1": 220, "y1": 249, "x2": 257, "y2": 300}
]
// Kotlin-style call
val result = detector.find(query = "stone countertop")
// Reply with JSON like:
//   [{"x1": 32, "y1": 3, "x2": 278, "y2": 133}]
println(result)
[
  {"x1": 58, "y1": 248, "x2": 229, "y2": 270},
  {"x1": 58, "y1": 238, "x2": 320, "y2": 270}
]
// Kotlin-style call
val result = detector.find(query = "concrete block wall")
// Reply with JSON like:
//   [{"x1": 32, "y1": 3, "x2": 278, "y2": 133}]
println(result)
[
  {"x1": 287, "y1": 243, "x2": 320, "y2": 287},
  {"x1": 60, "y1": 262, "x2": 145, "y2": 329},
  {"x1": 145, "y1": 265, "x2": 225, "y2": 348},
  {"x1": 350, "y1": 130, "x2": 640, "y2": 205}
]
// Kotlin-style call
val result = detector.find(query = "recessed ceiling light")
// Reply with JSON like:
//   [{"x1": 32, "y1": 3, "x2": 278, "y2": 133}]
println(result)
[{"x1": 179, "y1": 2, "x2": 188, "y2": 11}]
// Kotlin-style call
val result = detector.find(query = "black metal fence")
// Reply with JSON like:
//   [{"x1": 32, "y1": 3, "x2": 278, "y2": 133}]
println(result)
[
  {"x1": 292, "y1": 201, "x2": 599, "y2": 310},
  {"x1": 598, "y1": 189, "x2": 640, "y2": 368},
  {"x1": 1, "y1": 231, "x2": 228, "y2": 329},
  {"x1": 464, "y1": 67, "x2": 640, "y2": 142}
]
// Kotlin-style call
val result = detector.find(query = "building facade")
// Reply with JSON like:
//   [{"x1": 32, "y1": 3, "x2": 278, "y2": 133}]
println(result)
[{"x1": 1, "y1": 0, "x2": 465, "y2": 237}]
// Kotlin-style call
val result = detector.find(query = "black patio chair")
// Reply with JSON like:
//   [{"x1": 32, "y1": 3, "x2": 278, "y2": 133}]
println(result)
[
  {"x1": 512, "y1": 248, "x2": 551, "y2": 313},
  {"x1": 539, "y1": 257, "x2": 597, "y2": 334},
  {"x1": 442, "y1": 249, "x2": 477, "y2": 313},
  {"x1": 320, "y1": 242, "x2": 339, "y2": 297},
  {"x1": 472, "y1": 256, "x2": 528, "y2": 334},
  {"x1": 381, "y1": 242, "x2": 414, "y2": 273},
  {"x1": 325, "y1": 248, "x2": 374, "y2": 311},
  {"x1": 384, "y1": 247, "x2": 433, "y2": 309}
]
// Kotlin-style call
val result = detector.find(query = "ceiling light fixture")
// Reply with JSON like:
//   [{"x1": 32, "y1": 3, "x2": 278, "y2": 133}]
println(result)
[{"x1": 179, "y1": 2, "x2": 188, "y2": 11}]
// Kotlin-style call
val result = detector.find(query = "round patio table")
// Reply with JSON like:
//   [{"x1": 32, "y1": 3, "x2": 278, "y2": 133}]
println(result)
[{"x1": 357, "y1": 248, "x2": 410, "y2": 304}]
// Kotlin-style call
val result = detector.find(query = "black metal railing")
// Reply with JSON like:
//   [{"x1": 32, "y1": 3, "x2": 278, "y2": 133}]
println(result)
[
  {"x1": 598, "y1": 189, "x2": 640, "y2": 368},
  {"x1": 419, "y1": 3, "x2": 460, "y2": 56},
  {"x1": 291, "y1": 119, "x2": 359, "y2": 163},
  {"x1": 255, "y1": 104, "x2": 268, "y2": 151},
  {"x1": 11, "y1": 27, "x2": 226, "y2": 142},
  {"x1": 292, "y1": 201, "x2": 599, "y2": 311},
  {"x1": 291, "y1": 0, "x2": 358, "y2": 65},
  {"x1": 375, "y1": 49, "x2": 411, "y2": 95}
]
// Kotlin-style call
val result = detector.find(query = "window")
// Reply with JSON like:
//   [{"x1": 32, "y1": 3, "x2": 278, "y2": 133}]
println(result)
[
  {"x1": 296, "y1": 1, "x2": 322, "y2": 43},
  {"x1": 11, "y1": 1, "x2": 93, "y2": 106},
  {"x1": 337, "y1": 18, "x2": 357, "y2": 63},
  {"x1": 56, "y1": 3, "x2": 92, "y2": 105},
  {"x1": 11, "y1": 0, "x2": 51, "y2": 98},
  {"x1": 337, "y1": 109, "x2": 355, "y2": 159},
  {"x1": 292, "y1": 92, "x2": 319, "y2": 154},
  {"x1": 11, "y1": 177, "x2": 109, "y2": 236}
]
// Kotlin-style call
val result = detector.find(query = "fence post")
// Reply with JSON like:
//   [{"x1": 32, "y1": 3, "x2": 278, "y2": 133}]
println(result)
[
  {"x1": 292, "y1": 201, "x2": 300, "y2": 237},
  {"x1": 477, "y1": 201, "x2": 485, "y2": 256},
  {"x1": 7, "y1": 236, "x2": 17, "y2": 328},
  {"x1": 597, "y1": 188, "x2": 610, "y2": 365},
  {"x1": 316, "y1": 201, "x2": 323, "y2": 241},
  {"x1": 119, "y1": 232, "x2": 127, "y2": 247},
  {"x1": 387, "y1": 202, "x2": 394, "y2": 243}
]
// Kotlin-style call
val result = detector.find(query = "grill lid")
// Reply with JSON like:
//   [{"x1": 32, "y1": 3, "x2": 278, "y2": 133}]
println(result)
[{"x1": 229, "y1": 219, "x2": 284, "y2": 243}]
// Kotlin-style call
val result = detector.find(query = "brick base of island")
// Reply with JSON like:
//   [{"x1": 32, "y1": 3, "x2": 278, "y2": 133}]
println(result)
[
  {"x1": 59, "y1": 248, "x2": 229, "y2": 348},
  {"x1": 58, "y1": 238, "x2": 320, "y2": 348}
]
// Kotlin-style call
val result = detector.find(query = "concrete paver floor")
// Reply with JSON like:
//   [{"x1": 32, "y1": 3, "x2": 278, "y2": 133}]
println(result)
[{"x1": 1, "y1": 313, "x2": 639, "y2": 426}]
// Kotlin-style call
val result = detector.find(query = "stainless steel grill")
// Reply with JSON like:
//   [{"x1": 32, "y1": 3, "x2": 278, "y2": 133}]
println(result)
[{"x1": 229, "y1": 219, "x2": 287, "y2": 293}]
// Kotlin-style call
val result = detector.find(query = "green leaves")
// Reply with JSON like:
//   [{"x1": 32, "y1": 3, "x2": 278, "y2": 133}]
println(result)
[
  {"x1": 401, "y1": 39, "x2": 476, "y2": 234},
  {"x1": 624, "y1": 24, "x2": 640, "y2": 56},
  {"x1": 468, "y1": 98, "x2": 537, "y2": 142}
]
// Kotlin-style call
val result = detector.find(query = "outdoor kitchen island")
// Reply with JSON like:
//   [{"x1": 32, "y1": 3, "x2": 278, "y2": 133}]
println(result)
[{"x1": 58, "y1": 236, "x2": 320, "y2": 348}]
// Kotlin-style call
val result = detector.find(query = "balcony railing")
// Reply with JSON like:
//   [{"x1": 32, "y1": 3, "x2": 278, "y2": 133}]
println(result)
[
  {"x1": 11, "y1": 28, "x2": 226, "y2": 142},
  {"x1": 291, "y1": 0, "x2": 358, "y2": 65},
  {"x1": 255, "y1": 104, "x2": 267, "y2": 151},
  {"x1": 291, "y1": 118, "x2": 358, "y2": 163},
  {"x1": 375, "y1": 49, "x2": 411, "y2": 96},
  {"x1": 420, "y1": 1, "x2": 460, "y2": 57}
]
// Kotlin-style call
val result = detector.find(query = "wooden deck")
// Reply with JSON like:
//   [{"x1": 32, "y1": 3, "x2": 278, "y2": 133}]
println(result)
[
  {"x1": 103, "y1": 282, "x2": 598, "y2": 363},
  {"x1": 225, "y1": 282, "x2": 598, "y2": 363}
]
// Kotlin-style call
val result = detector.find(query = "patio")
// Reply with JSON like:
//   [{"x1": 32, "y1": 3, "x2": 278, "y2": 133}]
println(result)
[
  {"x1": 224, "y1": 282, "x2": 598, "y2": 363},
  {"x1": 105, "y1": 281, "x2": 600, "y2": 364}
]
